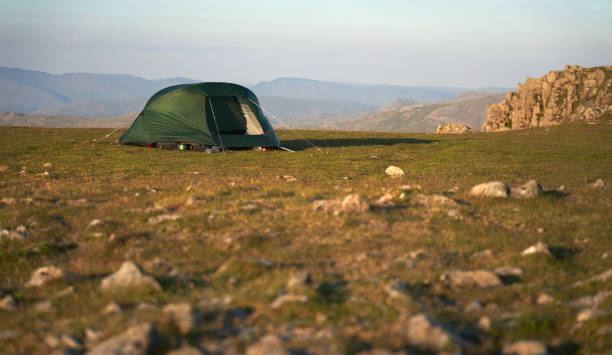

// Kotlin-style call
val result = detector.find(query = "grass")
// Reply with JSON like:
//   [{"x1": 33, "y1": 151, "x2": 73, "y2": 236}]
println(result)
[{"x1": 0, "y1": 116, "x2": 611, "y2": 353}]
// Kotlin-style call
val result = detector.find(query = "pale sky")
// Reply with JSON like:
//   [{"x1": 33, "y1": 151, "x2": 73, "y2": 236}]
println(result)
[{"x1": 1, "y1": 0, "x2": 611, "y2": 87}]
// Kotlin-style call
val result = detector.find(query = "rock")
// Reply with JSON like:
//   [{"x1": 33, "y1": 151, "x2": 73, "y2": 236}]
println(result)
[
  {"x1": 567, "y1": 290, "x2": 612, "y2": 308},
  {"x1": 271, "y1": 294, "x2": 308, "y2": 309},
  {"x1": 502, "y1": 340, "x2": 547, "y2": 355},
  {"x1": 405, "y1": 313, "x2": 465, "y2": 351},
  {"x1": 103, "y1": 302, "x2": 122, "y2": 314},
  {"x1": 0, "y1": 295, "x2": 17, "y2": 311},
  {"x1": 465, "y1": 300, "x2": 483, "y2": 314},
  {"x1": 88, "y1": 219, "x2": 101, "y2": 227},
  {"x1": 441, "y1": 270, "x2": 502, "y2": 288},
  {"x1": 571, "y1": 267, "x2": 612, "y2": 287},
  {"x1": 494, "y1": 266, "x2": 523, "y2": 277},
  {"x1": 400, "y1": 184, "x2": 421, "y2": 191},
  {"x1": 521, "y1": 242, "x2": 552, "y2": 256},
  {"x1": 52, "y1": 286, "x2": 75, "y2": 299},
  {"x1": 147, "y1": 214, "x2": 182, "y2": 224},
  {"x1": 341, "y1": 193, "x2": 370, "y2": 213},
  {"x1": 163, "y1": 302, "x2": 201, "y2": 334},
  {"x1": 384, "y1": 280, "x2": 410, "y2": 299},
  {"x1": 590, "y1": 178, "x2": 605, "y2": 188},
  {"x1": 510, "y1": 180, "x2": 543, "y2": 199},
  {"x1": 478, "y1": 316, "x2": 491, "y2": 331},
  {"x1": 312, "y1": 199, "x2": 342, "y2": 215},
  {"x1": 276, "y1": 175, "x2": 297, "y2": 182},
  {"x1": 100, "y1": 261, "x2": 162, "y2": 292},
  {"x1": 483, "y1": 65, "x2": 612, "y2": 132},
  {"x1": 536, "y1": 293, "x2": 555, "y2": 305},
  {"x1": 471, "y1": 249, "x2": 495, "y2": 259},
  {"x1": 85, "y1": 328, "x2": 103, "y2": 345},
  {"x1": 385, "y1": 166, "x2": 405, "y2": 178},
  {"x1": 435, "y1": 122, "x2": 472, "y2": 134},
  {"x1": 373, "y1": 193, "x2": 395, "y2": 207},
  {"x1": 33, "y1": 300, "x2": 54, "y2": 313},
  {"x1": 0, "y1": 227, "x2": 27, "y2": 241},
  {"x1": 246, "y1": 335, "x2": 290, "y2": 355},
  {"x1": 26, "y1": 266, "x2": 75, "y2": 288},
  {"x1": 167, "y1": 346, "x2": 204, "y2": 355},
  {"x1": 61, "y1": 335, "x2": 83, "y2": 350},
  {"x1": 287, "y1": 270, "x2": 311, "y2": 289},
  {"x1": 136, "y1": 302, "x2": 159, "y2": 312},
  {"x1": 576, "y1": 308, "x2": 610, "y2": 322},
  {"x1": 469, "y1": 181, "x2": 509, "y2": 198},
  {"x1": 412, "y1": 193, "x2": 458, "y2": 208},
  {"x1": 87, "y1": 323, "x2": 158, "y2": 355}
]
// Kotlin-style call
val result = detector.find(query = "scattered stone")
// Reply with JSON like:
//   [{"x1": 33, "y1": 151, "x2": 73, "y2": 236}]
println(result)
[
  {"x1": 465, "y1": 300, "x2": 483, "y2": 314},
  {"x1": 271, "y1": 294, "x2": 308, "y2": 309},
  {"x1": 590, "y1": 178, "x2": 605, "y2": 188},
  {"x1": 184, "y1": 195, "x2": 196, "y2": 206},
  {"x1": 147, "y1": 214, "x2": 182, "y2": 224},
  {"x1": 60, "y1": 335, "x2": 83, "y2": 350},
  {"x1": 312, "y1": 199, "x2": 342, "y2": 215},
  {"x1": 400, "y1": 184, "x2": 421, "y2": 191},
  {"x1": 510, "y1": 180, "x2": 543, "y2": 199},
  {"x1": 88, "y1": 219, "x2": 101, "y2": 227},
  {"x1": 537, "y1": 227, "x2": 545, "y2": 234},
  {"x1": 471, "y1": 249, "x2": 495, "y2": 259},
  {"x1": 276, "y1": 175, "x2": 297, "y2": 182},
  {"x1": 85, "y1": 328, "x2": 104, "y2": 345},
  {"x1": 576, "y1": 308, "x2": 611, "y2": 323},
  {"x1": 43, "y1": 162, "x2": 52, "y2": 168},
  {"x1": 385, "y1": 280, "x2": 410, "y2": 299},
  {"x1": 102, "y1": 302, "x2": 122, "y2": 314},
  {"x1": 0, "y1": 227, "x2": 27, "y2": 241},
  {"x1": 246, "y1": 334, "x2": 290, "y2": 355},
  {"x1": 26, "y1": 266, "x2": 75, "y2": 288},
  {"x1": 46, "y1": 334, "x2": 62, "y2": 348},
  {"x1": 404, "y1": 313, "x2": 465, "y2": 351},
  {"x1": 100, "y1": 260, "x2": 162, "y2": 292},
  {"x1": 373, "y1": 193, "x2": 395, "y2": 207},
  {"x1": 571, "y1": 267, "x2": 612, "y2": 288},
  {"x1": 502, "y1": 340, "x2": 547, "y2": 355},
  {"x1": 33, "y1": 300, "x2": 54, "y2": 313},
  {"x1": 412, "y1": 193, "x2": 458, "y2": 208},
  {"x1": 469, "y1": 181, "x2": 509, "y2": 198},
  {"x1": 163, "y1": 302, "x2": 201, "y2": 334},
  {"x1": 494, "y1": 266, "x2": 523, "y2": 278},
  {"x1": 52, "y1": 286, "x2": 75, "y2": 299},
  {"x1": 478, "y1": 316, "x2": 491, "y2": 332},
  {"x1": 441, "y1": 270, "x2": 502, "y2": 288},
  {"x1": 602, "y1": 252, "x2": 609, "y2": 259},
  {"x1": 287, "y1": 270, "x2": 311, "y2": 289},
  {"x1": 146, "y1": 186, "x2": 158, "y2": 193},
  {"x1": 87, "y1": 323, "x2": 158, "y2": 355},
  {"x1": 167, "y1": 346, "x2": 205, "y2": 355},
  {"x1": 136, "y1": 302, "x2": 159, "y2": 312},
  {"x1": 385, "y1": 166, "x2": 405, "y2": 178},
  {"x1": 567, "y1": 290, "x2": 612, "y2": 308},
  {"x1": 521, "y1": 242, "x2": 552, "y2": 256},
  {"x1": 536, "y1": 293, "x2": 555, "y2": 305},
  {"x1": 409, "y1": 249, "x2": 426, "y2": 259},
  {"x1": 341, "y1": 193, "x2": 370, "y2": 214},
  {"x1": 0, "y1": 295, "x2": 17, "y2": 311}
]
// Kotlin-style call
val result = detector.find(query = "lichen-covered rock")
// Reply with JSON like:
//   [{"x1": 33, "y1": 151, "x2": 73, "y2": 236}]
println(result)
[
  {"x1": 510, "y1": 180, "x2": 543, "y2": 199},
  {"x1": 435, "y1": 122, "x2": 472, "y2": 134},
  {"x1": 385, "y1": 166, "x2": 405, "y2": 178},
  {"x1": 483, "y1": 65, "x2": 612, "y2": 131}
]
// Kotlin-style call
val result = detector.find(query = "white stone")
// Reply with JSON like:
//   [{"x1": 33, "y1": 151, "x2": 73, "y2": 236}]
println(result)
[
  {"x1": 385, "y1": 166, "x2": 405, "y2": 178},
  {"x1": 100, "y1": 261, "x2": 161, "y2": 292},
  {"x1": 271, "y1": 294, "x2": 308, "y2": 309},
  {"x1": 341, "y1": 194, "x2": 370, "y2": 214},
  {"x1": 510, "y1": 180, "x2": 543, "y2": 199},
  {"x1": 0, "y1": 295, "x2": 16, "y2": 311},
  {"x1": 163, "y1": 302, "x2": 201, "y2": 334},
  {"x1": 246, "y1": 335, "x2": 290, "y2": 355},
  {"x1": 502, "y1": 340, "x2": 547, "y2": 355},
  {"x1": 87, "y1": 323, "x2": 158, "y2": 355},
  {"x1": 405, "y1": 314, "x2": 465, "y2": 351},
  {"x1": 469, "y1": 181, "x2": 509, "y2": 198},
  {"x1": 26, "y1": 266, "x2": 75, "y2": 288},
  {"x1": 521, "y1": 242, "x2": 552, "y2": 256}
]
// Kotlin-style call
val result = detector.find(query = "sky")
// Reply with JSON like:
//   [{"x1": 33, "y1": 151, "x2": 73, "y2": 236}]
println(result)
[{"x1": 0, "y1": 0, "x2": 611, "y2": 88}]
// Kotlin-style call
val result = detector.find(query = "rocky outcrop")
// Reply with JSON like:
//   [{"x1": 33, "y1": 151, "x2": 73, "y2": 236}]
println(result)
[
  {"x1": 435, "y1": 122, "x2": 471, "y2": 134},
  {"x1": 483, "y1": 65, "x2": 612, "y2": 131}
]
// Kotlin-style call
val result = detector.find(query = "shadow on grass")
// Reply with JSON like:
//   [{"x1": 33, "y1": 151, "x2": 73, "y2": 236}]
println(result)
[{"x1": 282, "y1": 137, "x2": 436, "y2": 151}]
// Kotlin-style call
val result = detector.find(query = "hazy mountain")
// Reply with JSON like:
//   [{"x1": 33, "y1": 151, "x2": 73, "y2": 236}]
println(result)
[
  {"x1": 33, "y1": 97, "x2": 148, "y2": 118},
  {"x1": 250, "y1": 77, "x2": 508, "y2": 106},
  {"x1": 0, "y1": 111, "x2": 137, "y2": 128},
  {"x1": 315, "y1": 92, "x2": 505, "y2": 132},
  {"x1": 257, "y1": 96, "x2": 378, "y2": 124}
]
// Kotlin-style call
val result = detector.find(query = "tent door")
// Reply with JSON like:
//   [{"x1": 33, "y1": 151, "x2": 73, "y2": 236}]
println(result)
[{"x1": 236, "y1": 96, "x2": 264, "y2": 135}]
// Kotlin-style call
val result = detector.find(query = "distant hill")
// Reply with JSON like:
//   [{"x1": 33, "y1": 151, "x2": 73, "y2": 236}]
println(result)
[
  {"x1": 250, "y1": 77, "x2": 509, "y2": 106},
  {"x1": 0, "y1": 66, "x2": 198, "y2": 113},
  {"x1": 316, "y1": 92, "x2": 505, "y2": 132},
  {"x1": 257, "y1": 96, "x2": 378, "y2": 124},
  {"x1": 33, "y1": 97, "x2": 148, "y2": 118}
]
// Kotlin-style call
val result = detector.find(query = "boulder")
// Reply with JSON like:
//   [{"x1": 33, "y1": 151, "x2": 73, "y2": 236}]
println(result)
[
  {"x1": 441, "y1": 270, "x2": 502, "y2": 288},
  {"x1": 435, "y1": 122, "x2": 472, "y2": 134},
  {"x1": 502, "y1": 340, "x2": 547, "y2": 355},
  {"x1": 521, "y1": 242, "x2": 552, "y2": 257},
  {"x1": 405, "y1": 314, "x2": 465, "y2": 351},
  {"x1": 100, "y1": 261, "x2": 161, "y2": 292},
  {"x1": 385, "y1": 166, "x2": 405, "y2": 178},
  {"x1": 167, "y1": 346, "x2": 204, "y2": 355},
  {"x1": 86, "y1": 323, "x2": 158, "y2": 355},
  {"x1": 0, "y1": 295, "x2": 17, "y2": 311},
  {"x1": 26, "y1": 266, "x2": 75, "y2": 288},
  {"x1": 162, "y1": 302, "x2": 201, "y2": 334},
  {"x1": 469, "y1": 181, "x2": 509, "y2": 197},
  {"x1": 510, "y1": 180, "x2": 543, "y2": 199},
  {"x1": 246, "y1": 335, "x2": 290, "y2": 355},
  {"x1": 412, "y1": 193, "x2": 458, "y2": 208},
  {"x1": 341, "y1": 194, "x2": 370, "y2": 213}
]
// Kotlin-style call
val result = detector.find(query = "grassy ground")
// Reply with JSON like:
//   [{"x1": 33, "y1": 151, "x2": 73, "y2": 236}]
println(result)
[{"x1": 0, "y1": 116, "x2": 611, "y2": 354}]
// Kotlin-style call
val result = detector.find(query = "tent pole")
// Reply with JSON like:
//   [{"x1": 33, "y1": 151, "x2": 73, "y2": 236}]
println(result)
[{"x1": 207, "y1": 98, "x2": 226, "y2": 155}]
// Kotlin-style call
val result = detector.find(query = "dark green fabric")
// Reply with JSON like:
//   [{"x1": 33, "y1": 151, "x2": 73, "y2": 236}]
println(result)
[{"x1": 119, "y1": 82, "x2": 280, "y2": 148}]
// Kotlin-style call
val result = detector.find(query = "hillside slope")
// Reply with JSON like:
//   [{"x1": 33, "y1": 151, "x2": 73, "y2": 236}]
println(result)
[
  {"x1": 321, "y1": 92, "x2": 504, "y2": 132},
  {"x1": 0, "y1": 112, "x2": 137, "y2": 128}
]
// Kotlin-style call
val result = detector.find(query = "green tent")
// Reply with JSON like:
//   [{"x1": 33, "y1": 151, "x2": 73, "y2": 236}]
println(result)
[{"x1": 119, "y1": 82, "x2": 280, "y2": 149}]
